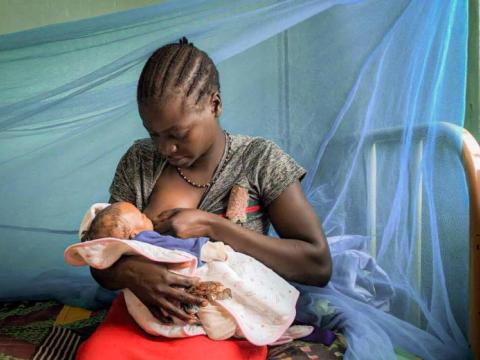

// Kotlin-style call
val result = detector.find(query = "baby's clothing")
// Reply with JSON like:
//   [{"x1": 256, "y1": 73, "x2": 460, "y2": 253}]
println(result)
[
  {"x1": 134, "y1": 231, "x2": 208, "y2": 265},
  {"x1": 65, "y1": 235, "x2": 312, "y2": 345},
  {"x1": 133, "y1": 230, "x2": 237, "y2": 340}
]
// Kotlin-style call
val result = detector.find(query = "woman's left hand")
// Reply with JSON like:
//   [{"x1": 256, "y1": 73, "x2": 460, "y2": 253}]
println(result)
[{"x1": 153, "y1": 208, "x2": 215, "y2": 238}]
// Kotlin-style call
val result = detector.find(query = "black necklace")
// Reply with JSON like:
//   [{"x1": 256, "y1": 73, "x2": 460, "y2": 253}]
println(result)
[{"x1": 176, "y1": 131, "x2": 232, "y2": 189}]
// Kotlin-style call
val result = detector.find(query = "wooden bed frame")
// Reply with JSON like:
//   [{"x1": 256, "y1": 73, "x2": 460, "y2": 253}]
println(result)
[{"x1": 462, "y1": 128, "x2": 479, "y2": 358}]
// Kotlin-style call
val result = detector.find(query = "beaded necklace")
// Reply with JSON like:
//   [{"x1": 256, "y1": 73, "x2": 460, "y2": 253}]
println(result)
[{"x1": 176, "y1": 131, "x2": 232, "y2": 189}]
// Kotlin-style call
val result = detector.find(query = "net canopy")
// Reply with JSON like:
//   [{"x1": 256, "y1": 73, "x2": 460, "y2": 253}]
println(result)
[{"x1": 0, "y1": 0, "x2": 470, "y2": 359}]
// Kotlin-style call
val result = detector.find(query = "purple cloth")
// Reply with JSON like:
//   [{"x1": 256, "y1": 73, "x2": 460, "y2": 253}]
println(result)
[
  {"x1": 134, "y1": 231, "x2": 209, "y2": 266},
  {"x1": 300, "y1": 326, "x2": 336, "y2": 346}
]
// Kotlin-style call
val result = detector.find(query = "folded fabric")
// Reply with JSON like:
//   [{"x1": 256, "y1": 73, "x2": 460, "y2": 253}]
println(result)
[
  {"x1": 78, "y1": 203, "x2": 110, "y2": 240},
  {"x1": 65, "y1": 238, "x2": 312, "y2": 346},
  {"x1": 331, "y1": 249, "x2": 394, "y2": 311}
]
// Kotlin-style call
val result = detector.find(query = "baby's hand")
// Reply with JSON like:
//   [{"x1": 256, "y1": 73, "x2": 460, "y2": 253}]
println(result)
[{"x1": 153, "y1": 208, "x2": 215, "y2": 238}]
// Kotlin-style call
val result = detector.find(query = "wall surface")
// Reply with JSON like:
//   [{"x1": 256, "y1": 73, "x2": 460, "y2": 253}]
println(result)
[
  {"x1": 466, "y1": 0, "x2": 480, "y2": 140},
  {"x1": 0, "y1": 0, "x2": 165, "y2": 35}
]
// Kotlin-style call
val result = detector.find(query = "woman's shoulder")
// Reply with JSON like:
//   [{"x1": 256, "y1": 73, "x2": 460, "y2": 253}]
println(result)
[
  {"x1": 230, "y1": 133, "x2": 286, "y2": 163},
  {"x1": 230, "y1": 133, "x2": 279, "y2": 156},
  {"x1": 228, "y1": 133, "x2": 306, "y2": 208},
  {"x1": 131, "y1": 138, "x2": 156, "y2": 154},
  {"x1": 113, "y1": 138, "x2": 163, "y2": 176},
  {"x1": 121, "y1": 138, "x2": 158, "y2": 161}
]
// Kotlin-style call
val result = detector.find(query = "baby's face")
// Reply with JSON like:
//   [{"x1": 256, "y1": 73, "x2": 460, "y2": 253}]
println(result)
[{"x1": 117, "y1": 202, "x2": 154, "y2": 236}]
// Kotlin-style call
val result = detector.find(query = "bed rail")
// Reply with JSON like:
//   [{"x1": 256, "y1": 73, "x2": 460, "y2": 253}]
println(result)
[
  {"x1": 462, "y1": 129, "x2": 480, "y2": 358},
  {"x1": 339, "y1": 122, "x2": 479, "y2": 357}
]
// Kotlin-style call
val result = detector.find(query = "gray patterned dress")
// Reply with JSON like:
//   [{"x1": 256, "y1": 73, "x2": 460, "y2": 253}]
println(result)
[{"x1": 109, "y1": 133, "x2": 306, "y2": 235}]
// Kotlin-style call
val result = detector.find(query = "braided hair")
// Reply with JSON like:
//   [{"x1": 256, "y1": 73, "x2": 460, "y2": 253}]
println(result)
[{"x1": 137, "y1": 37, "x2": 220, "y2": 108}]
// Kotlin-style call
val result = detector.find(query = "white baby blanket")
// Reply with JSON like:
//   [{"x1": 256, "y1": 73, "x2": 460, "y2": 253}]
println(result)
[{"x1": 65, "y1": 238, "x2": 311, "y2": 346}]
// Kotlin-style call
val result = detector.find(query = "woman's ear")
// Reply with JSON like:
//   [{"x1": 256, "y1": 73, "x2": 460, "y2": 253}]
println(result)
[{"x1": 210, "y1": 91, "x2": 222, "y2": 118}]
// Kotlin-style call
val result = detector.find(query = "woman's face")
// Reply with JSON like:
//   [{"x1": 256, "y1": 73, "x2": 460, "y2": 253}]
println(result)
[{"x1": 139, "y1": 93, "x2": 222, "y2": 168}]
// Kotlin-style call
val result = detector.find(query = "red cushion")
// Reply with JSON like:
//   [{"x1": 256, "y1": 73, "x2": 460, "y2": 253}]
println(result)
[{"x1": 77, "y1": 293, "x2": 267, "y2": 360}]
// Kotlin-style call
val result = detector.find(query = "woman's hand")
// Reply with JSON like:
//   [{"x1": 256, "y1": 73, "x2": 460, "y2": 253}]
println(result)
[
  {"x1": 153, "y1": 208, "x2": 214, "y2": 238},
  {"x1": 120, "y1": 256, "x2": 207, "y2": 322}
]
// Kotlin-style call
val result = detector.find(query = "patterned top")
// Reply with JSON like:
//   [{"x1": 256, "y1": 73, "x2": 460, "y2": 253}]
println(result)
[{"x1": 109, "y1": 134, "x2": 307, "y2": 235}]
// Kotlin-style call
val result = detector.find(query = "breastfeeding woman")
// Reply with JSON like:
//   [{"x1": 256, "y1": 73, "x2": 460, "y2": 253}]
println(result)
[{"x1": 76, "y1": 38, "x2": 332, "y2": 360}]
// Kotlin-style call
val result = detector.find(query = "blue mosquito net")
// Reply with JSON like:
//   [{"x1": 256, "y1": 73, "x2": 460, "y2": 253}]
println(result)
[{"x1": 0, "y1": 0, "x2": 471, "y2": 359}]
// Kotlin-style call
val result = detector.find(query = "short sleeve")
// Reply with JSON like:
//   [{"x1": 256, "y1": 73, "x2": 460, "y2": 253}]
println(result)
[
  {"x1": 108, "y1": 146, "x2": 138, "y2": 205},
  {"x1": 244, "y1": 138, "x2": 307, "y2": 208}
]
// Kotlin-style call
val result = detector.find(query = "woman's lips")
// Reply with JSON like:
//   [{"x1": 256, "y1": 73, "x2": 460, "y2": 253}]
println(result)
[{"x1": 167, "y1": 156, "x2": 189, "y2": 166}]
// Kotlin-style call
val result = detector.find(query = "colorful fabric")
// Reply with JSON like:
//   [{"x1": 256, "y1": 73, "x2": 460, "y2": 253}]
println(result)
[
  {"x1": 267, "y1": 337, "x2": 347, "y2": 360},
  {"x1": 31, "y1": 326, "x2": 81, "y2": 360},
  {"x1": 220, "y1": 196, "x2": 263, "y2": 222},
  {"x1": 0, "y1": 299, "x2": 355, "y2": 360},
  {"x1": 0, "y1": 300, "x2": 106, "y2": 360},
  {"x1": 225, "y1": 184, "x2": 250, "y2": 223}
]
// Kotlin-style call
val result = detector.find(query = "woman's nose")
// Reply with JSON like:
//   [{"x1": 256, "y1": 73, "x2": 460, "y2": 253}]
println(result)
[{"x1": 161, "y1": 142, "x2": 178, "y2": 156}]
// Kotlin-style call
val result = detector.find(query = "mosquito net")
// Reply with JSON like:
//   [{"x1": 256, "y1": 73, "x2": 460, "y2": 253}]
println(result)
[{"x1": 0, "y1": 0, "x2": 470, "y2": 358}]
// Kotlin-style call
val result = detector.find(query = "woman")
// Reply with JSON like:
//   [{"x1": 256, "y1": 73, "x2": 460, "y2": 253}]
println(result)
[{"x1": 77, "y1": 38, "x2": 331, "y2": 359}]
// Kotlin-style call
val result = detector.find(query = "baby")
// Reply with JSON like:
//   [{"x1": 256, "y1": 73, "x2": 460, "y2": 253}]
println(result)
[
  {"x1": 66, "y1": 202, "x2": 311, "y2": 345},
  {"x1": 81, "y1": 201, "x2": 239, "y2": 340}
]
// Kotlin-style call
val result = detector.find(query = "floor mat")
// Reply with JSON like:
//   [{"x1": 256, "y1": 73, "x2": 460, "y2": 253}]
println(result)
[
  {"x1": 0, "y1": 300, "x2": 349, "y2": 360},
  {"x1": 0, "y1": 300, "x2": 106, "y2": 360},
  {"x1": 267, "y1": 335, "x2": 347, "y2": 360}
]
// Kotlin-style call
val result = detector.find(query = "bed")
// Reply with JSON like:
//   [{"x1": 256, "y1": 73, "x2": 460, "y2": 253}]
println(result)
[
  {"x1": 0, "y1": 122, "x2": 478, "y2": 359},
  {"x1": 357, "y1": 122, "x2": 479, "y2": 358}
]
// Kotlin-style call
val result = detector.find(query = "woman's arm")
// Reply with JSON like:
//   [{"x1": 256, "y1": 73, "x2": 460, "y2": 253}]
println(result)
[
  {"x1": 211, "y1": 181, "x2": 331, "y2": 286},
  {"x1": 90, "y1": 255, "x2": 206, "y2": 321},
  {"x1": 156, "y1": 181, "x2": 331, "y2": 286}
]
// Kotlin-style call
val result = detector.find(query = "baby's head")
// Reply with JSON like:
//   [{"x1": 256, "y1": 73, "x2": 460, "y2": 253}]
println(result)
[{"x1": 81, "y1": 202, "x2": 153, "y2": 242}]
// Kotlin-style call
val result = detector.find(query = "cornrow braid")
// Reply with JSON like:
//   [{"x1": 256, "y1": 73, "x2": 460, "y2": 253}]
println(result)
[{"x1": 137, "y1": 37, "x2": 220, "y2": 107}]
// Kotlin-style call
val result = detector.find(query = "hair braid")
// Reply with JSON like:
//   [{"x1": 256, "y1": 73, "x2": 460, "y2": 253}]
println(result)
[
  {"x1": 175, "y1": 46, "x2": 196, "y2": 87},
  {"x1": 152, "y1": 46, "x2": 182, "y2": 99},
  {"x1": 137, "y1": 37, "x2": 220, "y2": 107}
]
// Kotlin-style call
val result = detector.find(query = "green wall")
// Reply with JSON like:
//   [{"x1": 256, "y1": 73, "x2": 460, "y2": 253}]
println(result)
[
  {"x1": 0, "y1": 0, "x2": 165, "y2": 35},
  {"x1": 466, "y1": 0, "x2": 480, "y2": 141}
]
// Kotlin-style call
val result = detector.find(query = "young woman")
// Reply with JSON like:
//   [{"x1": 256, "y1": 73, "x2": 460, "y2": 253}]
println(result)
[{"x1": 77, "y1": 37, "x2": 331, "y2": 359}]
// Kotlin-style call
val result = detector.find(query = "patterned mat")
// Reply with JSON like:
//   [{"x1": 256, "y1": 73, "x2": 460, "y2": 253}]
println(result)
[
  {"x1": 0, "y1": 300, "x2": 107, "y2": 360},
  {"x1": 0, "y1": 300, "x2": 347, "y2": 360}
]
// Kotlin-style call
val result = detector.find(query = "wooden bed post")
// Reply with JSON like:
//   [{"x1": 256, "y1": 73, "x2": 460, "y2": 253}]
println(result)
[{"x1": 462, "y1": 129, "x2": 480, "y2": 358}]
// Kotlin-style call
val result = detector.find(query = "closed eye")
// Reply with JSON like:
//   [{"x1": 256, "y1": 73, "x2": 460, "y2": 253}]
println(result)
[{"x1": 172, "y1": 130, "x2": 189, "y2": 139}]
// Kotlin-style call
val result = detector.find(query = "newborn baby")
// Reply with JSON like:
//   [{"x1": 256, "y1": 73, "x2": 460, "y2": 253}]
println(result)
[
  {"x1": 66, "y1": 202, "x2": 310, "y2": 345},
  {"x1": 81, "y1": 202, "x2": 239, "y2": 340}
]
